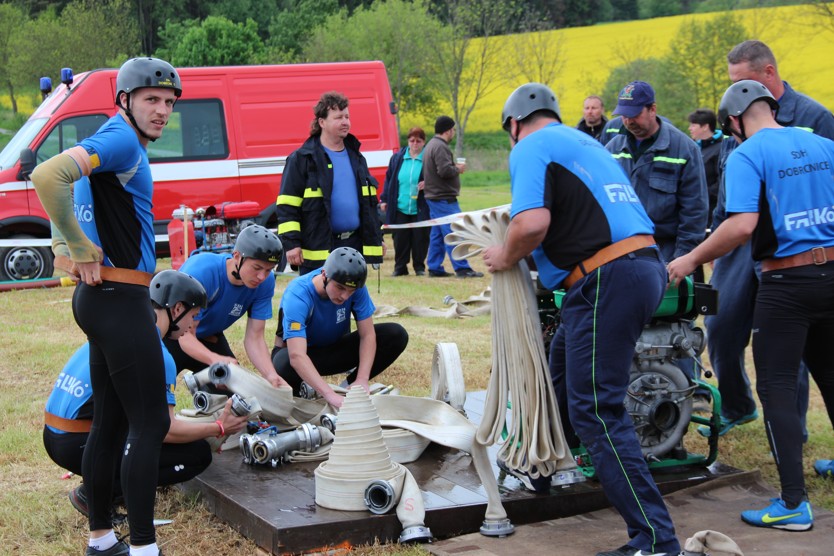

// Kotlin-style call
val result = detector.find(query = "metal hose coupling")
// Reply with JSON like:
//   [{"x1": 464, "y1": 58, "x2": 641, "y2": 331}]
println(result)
[
  {"x1": 192, "y1": 391, "x2": 228, "y2": 414},
  {"x1": 240, "y1": 423, "x2": 323, "y2": 467},
  {"x1": 363, "y1": 479, "x2": 397, "y2": 514}
]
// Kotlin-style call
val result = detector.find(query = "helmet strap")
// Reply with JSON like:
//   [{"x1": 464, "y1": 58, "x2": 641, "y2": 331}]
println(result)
[
  {"x1": 165, "y1": 303, "x2": 189, "y2": 339},
  {"x1": 730, "y1": 115, "x2": 749, "y2": 143},
  {"x1": 232, "y1": 257, "x2": 244, "y2": 281}
]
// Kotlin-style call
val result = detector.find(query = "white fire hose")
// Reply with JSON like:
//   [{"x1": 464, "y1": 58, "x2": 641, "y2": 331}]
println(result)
[{"x1": 445, "y1": 208, "x2": 575, "y2": 478}]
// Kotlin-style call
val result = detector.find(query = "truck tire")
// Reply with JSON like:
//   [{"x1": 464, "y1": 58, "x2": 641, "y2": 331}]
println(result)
[{"x1": 0, "y1": 234, "x2": 55, "y2": 282}]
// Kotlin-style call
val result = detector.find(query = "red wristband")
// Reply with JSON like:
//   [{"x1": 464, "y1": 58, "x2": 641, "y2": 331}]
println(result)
[{"x1": 215, "y1": 419, "x2": 225, "y2": 438}]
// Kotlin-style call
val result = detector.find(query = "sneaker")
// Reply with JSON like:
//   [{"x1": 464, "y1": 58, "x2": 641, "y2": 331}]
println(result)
[
  {"x1": 814, "y1": 459, "x2": 834, "y2": 478},
  {"x1": 69, "y1": 484, "x2": 89, "y2": 517},
  {"x1": 740, "y1": 498, "x2": 813, "y2": 531},
  {"x1": 455, "y1": 268, "x2": 484, "y2": 278},
  {"x1": 697, "y1": 410, "x2": 758, "y2": 438},
  {"x1": 414, "y1": 269, "x2": 425, "y2": 276},
  {"x1": 86, "y1": 540, "x2": 130, "y2": 556},
  {"x1": 428, "y1": 269, "x2": 451, "y2": 277},
  {"x1": 391, "y1": 268, "x2": 409, "y2": 277},
  {"x1": 595, "y1": 544, "x2": 669, "y2": 556}
]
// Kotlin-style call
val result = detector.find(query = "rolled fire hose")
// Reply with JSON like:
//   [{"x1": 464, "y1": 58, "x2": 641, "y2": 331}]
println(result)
[
  {"x1": 445, "y1": 208, "x2": 574, "y2": 477},
  {"x1": 374, "y1": 291, "x2": 492, "y2": 319},
  {"x1": 315, "y1": 386, "x2": 432, "y2": 543}
]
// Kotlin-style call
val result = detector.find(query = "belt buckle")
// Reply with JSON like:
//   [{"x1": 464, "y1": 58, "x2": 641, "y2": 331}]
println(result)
[
  {"x1": 335, "y1": 230, "x2": 354, "y2": 240},
  {"x1": 811, "y1": 246, "x2": 828, "y2": 265}
]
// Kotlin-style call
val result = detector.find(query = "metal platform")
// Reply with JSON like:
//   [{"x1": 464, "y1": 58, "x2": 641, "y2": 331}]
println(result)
[{"x1": 182, "y1": 390, "x2": 742, "y2": 555}]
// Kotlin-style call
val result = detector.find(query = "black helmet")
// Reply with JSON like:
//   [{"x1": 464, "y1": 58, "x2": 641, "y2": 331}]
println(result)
[
  {"x1": 234, "y1": 224, "x2": 283, "y2": 264},
  {"x1": 718, "y1": 79, "x2": 778, "y2": 131},
  {"x1": 150, "y1": 270, "x2": 207, "y2": 310},
  {"x1": 116, "y1": 57, "x2": 182, "y2": 104},
  {"x1": 502, "y1": 82, "x2": 561, "y2": 131},
  {"x1": 323, "y1": 247, "x2": 367, "y2": 289}
]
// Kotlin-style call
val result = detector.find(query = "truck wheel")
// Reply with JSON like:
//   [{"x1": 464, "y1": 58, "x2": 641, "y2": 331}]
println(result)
[{"x1": 0, "y1": 234, "x2": 54, "y2": 282}]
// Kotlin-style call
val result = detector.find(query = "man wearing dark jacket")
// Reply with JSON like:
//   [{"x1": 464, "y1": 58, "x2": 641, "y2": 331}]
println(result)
[
  {"x1": 276, "y1": 91, "x2": 384, "y2": 275},
  {"x1": 687, "y1": 108, "x2": 723, "y2": 229},
  {"x1": 576, "y1": 95, "x2": 608, "y2": 142}
]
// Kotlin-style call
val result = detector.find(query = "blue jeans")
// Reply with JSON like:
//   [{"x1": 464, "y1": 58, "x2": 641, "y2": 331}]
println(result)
[
  {"x1": 425, "y1": 198, "x2": 472, "y2": 273},
  {"x1": 706, "y1": 242, "x2": 809, "y2": 431},
  {"x1": 550, "y1": 252, "x2": 679, "y2": 554}
]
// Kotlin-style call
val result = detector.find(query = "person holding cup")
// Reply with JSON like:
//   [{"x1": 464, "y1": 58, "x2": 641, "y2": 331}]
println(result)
[{"x1": 421, "y1": 115, "x2": 483, "y2": 278}]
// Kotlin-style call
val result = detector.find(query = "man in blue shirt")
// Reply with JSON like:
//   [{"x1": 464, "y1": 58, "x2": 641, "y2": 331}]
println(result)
[
  {"x1": 164, "y1": 225, "x2": 290, "y2": 389},
  {"x1": 703, "y1": 40, "x2": 834, "y2": 439},
  {"x1": 276, "y1": 91, "x2": 384, "y2": 275},
  {"x1": 271, "y1": 247, "x2": 408, "y2": 408},
  {"x1": 668, "y1": 80, "x2": 834, "y2": 533},
  {"x1": 44, "y1": 271, "x2": 248, "y2": 526},
  {"x1": 32, "y1": 57, "x2": 181, "y2": 556},
  {"x1": 483, "y1": 83, "x2": 679, "y2": 556}
]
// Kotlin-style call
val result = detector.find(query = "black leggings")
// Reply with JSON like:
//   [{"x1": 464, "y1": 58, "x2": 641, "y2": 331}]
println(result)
[
  {"x1": 271, "y1": 322, "x2": 408, "y2": 395},
  {"x1": 753, "y1": 263, "x2": 834, "y2": 506},
  {"x1": 43, "y1": 427, "x2": 212, "y2": 493},
  {"x1": 73, "y1": 282, "x2": 170, "y2": 545}
]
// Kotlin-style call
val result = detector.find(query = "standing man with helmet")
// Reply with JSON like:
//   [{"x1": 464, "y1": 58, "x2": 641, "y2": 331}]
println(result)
[
  {"x1": 701, "y1": 40, "x2": 834, "y2": 439},
  {"x1": 31, "y1": 57, "x2": 182, "y2": 556},
  {"x1": 276, "y1": 91, "x2": 384, "y2": 276},
  {"x1": 45, "y1": 271, "x2": 248, "y2": 521},
  {"x1": 164, "y1": 225, "x2": 290, "y2": 389},
  {"x1": 668, "y1": 80, "x2": 834, "y2": 532},
  {"x1": 482, "y1": 83, "x2": 680, "y2": 556},
  {"x1": 271, "y1": 247, "x2": 408, "y2": 408}
]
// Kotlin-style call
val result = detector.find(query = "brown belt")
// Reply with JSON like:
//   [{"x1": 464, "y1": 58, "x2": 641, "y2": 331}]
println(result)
[
  {"x1": 564, "y1": 235, "x2": 657, "y2": 289},
  {"x1": 55, "y1": 255, "x2": 152, "y2": 287},
  {"x1": 45, "y1": 411, "x2": 92, "y2": 433},
  {"x1": 761, "y1": 245, "x2": 834, "y2": 273}
]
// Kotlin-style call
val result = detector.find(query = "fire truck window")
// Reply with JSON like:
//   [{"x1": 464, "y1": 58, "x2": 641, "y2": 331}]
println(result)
[
  {"x1": 148, "y1": 99, "x2": 228, "y2": 162},
  {"x1": 35, "y1": 114, "x2": 108, "y2": 163}
]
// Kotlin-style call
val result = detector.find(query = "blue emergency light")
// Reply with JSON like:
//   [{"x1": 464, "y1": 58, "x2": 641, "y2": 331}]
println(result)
[
  {"x1": 39, "y1": 77, "x2": 52, "y2": 95},
  {"x1": 61, "y1": 68, "x2": 74, "y2": 86}
]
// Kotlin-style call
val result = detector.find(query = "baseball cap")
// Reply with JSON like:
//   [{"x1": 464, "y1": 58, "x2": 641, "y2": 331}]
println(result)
[{"x1": 613, "y1": 81, "x2": 655, "y2": 118}]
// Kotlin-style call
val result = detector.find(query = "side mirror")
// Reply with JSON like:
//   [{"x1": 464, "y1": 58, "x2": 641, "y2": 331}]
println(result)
[{"x1": 18, "y1": 148, "x2": 36, "y2": 181}]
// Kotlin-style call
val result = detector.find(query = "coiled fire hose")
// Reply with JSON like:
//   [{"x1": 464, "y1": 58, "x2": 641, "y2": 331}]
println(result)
[{"x1": 445, "y1": 208, "x2": 575, "y2": 478}]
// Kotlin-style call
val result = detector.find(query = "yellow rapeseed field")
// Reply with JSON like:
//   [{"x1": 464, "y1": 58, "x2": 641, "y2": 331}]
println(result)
[{"x1": 403, "y1": 4, "x2": 834, "y2": 133}]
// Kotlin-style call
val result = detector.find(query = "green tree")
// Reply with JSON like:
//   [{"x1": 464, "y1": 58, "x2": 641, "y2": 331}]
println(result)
[
  {"x1": 0, "y1": 3, "x2": 27, "y2": 113},
  {"x1": 664, "y1": 13, "x2": 748, "y2": 114},
  {"x1": 426, "y1": 0, "x2": 518, "y2": 157},
  {"x1": 266, "y1": 0, "x2": 339, "y2": 63},
  {"x1": 303, "y1": 0, "x2": 442, "y2": 130},
  {"x1": 156, "y1": 16, "x2": 264, "y2": 66},
  {"x1": 500, "y1": 12, "x2": 568, "y2": 98}
]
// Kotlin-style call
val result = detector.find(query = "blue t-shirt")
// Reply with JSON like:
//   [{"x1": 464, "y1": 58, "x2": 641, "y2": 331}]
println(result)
[
  {"x1": 323, "y1": 145, "x2": 360, "y2": 233},
  {"x1": 45, "y1": 338, "x2": 176, "y2": 434},
  {"x1": 74, "y1": 115, "x2": 156, "y2": 273},
  {"x1": 279, "y1": 271, "x2": 374, "y2": 347},
  {"x1": 180, "y1": 252, "x2": 275, "y2": 337},
  {"x1": 725, "y1": 127, "x2": 834, "y2": 260},
  {"x1": 509, "y1": 122, "x2": 655, "y2": 290}
]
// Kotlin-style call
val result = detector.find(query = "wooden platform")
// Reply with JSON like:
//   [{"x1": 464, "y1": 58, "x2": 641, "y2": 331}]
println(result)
[{"x1": 182, "y1": 391, "x2": 742, "y2": 555}]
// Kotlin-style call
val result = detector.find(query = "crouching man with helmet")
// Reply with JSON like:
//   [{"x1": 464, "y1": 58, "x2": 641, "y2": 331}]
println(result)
[
  {"x1": 164, "y1": 225, "x2": 290, "y2": 389},
  {"x1": 272, "y1": 247, "x2": 409, "y2": 408}
]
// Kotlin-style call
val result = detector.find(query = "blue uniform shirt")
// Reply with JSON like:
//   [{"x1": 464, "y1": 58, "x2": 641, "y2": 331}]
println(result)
[
  {"x1": 280, "y1": 271, "x2": 374, "y2": 347},
  {"x1": 181, "y1": 252, "x2": 275, "y2": 337},
  {"x1": 509, "y1": 122, "x2": 655, "y2": 290},
  {"x1": 725, "y1": 127, "x2": 834, "y2": 260},
  {"x1": 75, "y1": 115, "x2": 156, "y2": 273},
  {"x1": 46, "y1": 338, "x2": 176, "y2": 434}
]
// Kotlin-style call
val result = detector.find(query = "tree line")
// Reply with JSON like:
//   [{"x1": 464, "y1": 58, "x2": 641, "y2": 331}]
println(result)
[{"x1": 0, "y1": 0, "x2": 824, "y2": 154}]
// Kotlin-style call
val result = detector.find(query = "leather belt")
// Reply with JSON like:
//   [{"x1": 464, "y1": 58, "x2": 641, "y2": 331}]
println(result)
[
  {"x1": 563, "y1": 235, "x2": 657, "y2": 289},
  {"x1": 45, "y1": 410, "x2": 92, "y2": 433},
  {"x1": 55, "y1": 255, "x2": 152, "y2": 287},
  {"x1": 761, "y1": 245, "x2": 834, "y2": 272},
  {"x1": 334, "y1": 230, "x2": 356, "y2": 240}
]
